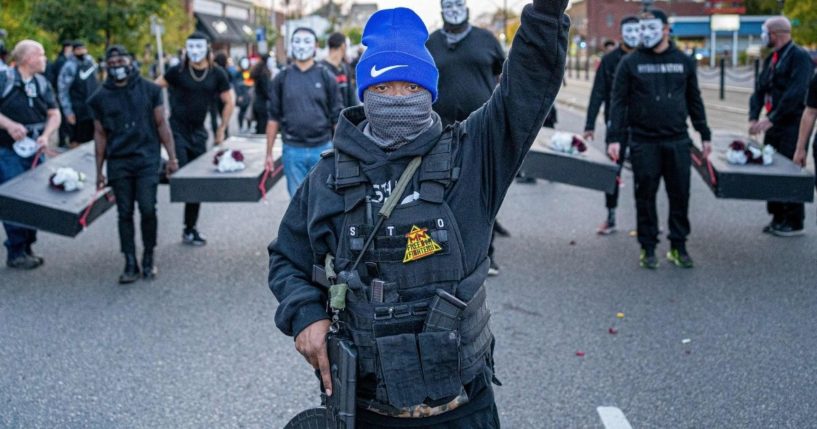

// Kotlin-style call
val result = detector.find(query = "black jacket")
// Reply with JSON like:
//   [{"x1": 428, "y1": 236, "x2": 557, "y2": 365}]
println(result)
[
  {"x1": 749, "y1": 41, "x2": 815, "y2": 126},
  {"x1": 268, "y1": 3, "x2": 569, "y2": 339},
  {"x1": 608, "y1": 42, "x2": 711, "y2": 143},
  {"x1": 427, "y1": 26, "x2": 506, "y2": 127},
  {"x1": 585, "y1": 46, "x2": 628, "y2": 131}
]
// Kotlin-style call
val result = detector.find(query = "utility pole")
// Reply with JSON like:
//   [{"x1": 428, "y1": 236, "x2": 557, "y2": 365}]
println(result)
[{"x1": 503, "y1": 0, "x2": 508, "y2": 45}]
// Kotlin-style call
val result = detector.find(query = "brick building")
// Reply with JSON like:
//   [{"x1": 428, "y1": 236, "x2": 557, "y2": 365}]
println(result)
[{"x1": 568, "y1": 0, "x2": 709, "y2": 51}]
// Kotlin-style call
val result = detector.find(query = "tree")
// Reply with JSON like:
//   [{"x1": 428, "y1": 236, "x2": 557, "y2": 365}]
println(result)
[
  {"x1": 785, "y1": 0, "x2": 817, "y2": 45},
  {"x1": 1, "y1": 0, "x2": 60, "y2": 56}
]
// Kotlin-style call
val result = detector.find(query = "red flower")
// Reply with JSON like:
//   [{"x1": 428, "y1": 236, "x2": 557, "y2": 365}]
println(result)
[
  {"x1": 571, "y1": 136, "x2": 587, "y2": 153},
  {"x1": 231, "y1": 150, "x2": 244, "y2": 162},
  {"x1": 729, "y1": 140, "x2": 746, "y2": 151},
  {"x1": 213, "y1": 149, "x2": 227, "y2": 166}
]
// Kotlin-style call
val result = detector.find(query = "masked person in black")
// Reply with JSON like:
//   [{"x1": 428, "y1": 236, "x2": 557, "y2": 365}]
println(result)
[
  {"x1": 427, "y1": 0, "x2": 509, "y2": 276},
  {"x1": 607, "y1": 10, "x2": 711, "y2": 269},
  {"x1": 89, "y1": 46, "x2": 178, "y2": 283},
  {"x1": 250, "y1": 55, "x2": 272, "y2": 135},
  {"x1": 584, "y1": 16, "x2": 640, "y2": 235},
  {"x1": 749, "y1": 16, "x2": 814, "y2": 237},
  {"x1": 57, "y1": 41, "x2": 98, "y2": 147},
  {"x1": 0, "y1": 40, "x2": 61, "y2": 270},
  {"x1": 156, "y1": 32, "x2": 234, "y2": 246},
  {"x1": 46, "y1": 41, "x2": 73, "y2": 148},
  {"x1": 321, "y1": 32, "x2": 359, "y2": 109},
  {"x1": 269, "y1": 2, "x2": 567, "y2": 427}
]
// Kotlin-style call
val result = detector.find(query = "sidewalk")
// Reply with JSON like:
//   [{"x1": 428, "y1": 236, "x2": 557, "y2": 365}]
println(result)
[{"x1": 556, "y1": 73, "x2": 752, "y2": 132}]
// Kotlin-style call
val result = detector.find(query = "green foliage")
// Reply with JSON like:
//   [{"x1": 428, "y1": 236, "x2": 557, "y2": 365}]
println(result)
[
  {"x1": 745, "y1": 0, "x2": 782, "y2": 15},
  {"x1": 345, "y1": 27, "x2": 362, "y2": 45},
  {"x1": 22, "y1": 0, "x2": 190, "y2": 63},
  {"x1": 785, "y1": 0, "x2": 817, "y2": 45},
  {"x1": 1, "y1": 0, "x2": 59, "y2": 55}
]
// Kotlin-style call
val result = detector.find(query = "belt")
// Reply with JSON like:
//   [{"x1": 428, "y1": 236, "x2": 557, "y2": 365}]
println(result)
[{"x1": 361, "y1": 390, "x2": 469, "y2": 418}]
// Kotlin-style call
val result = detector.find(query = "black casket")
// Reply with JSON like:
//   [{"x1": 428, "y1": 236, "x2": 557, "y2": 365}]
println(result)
[
  {"x1": 691, "y1": 130, "x2": 814, "y2": 203},
  {"x1": 519, "y1": 128, "x2": 619, "y2": 194},
  {"x1": 169, "y1": 136, "x2": 283, "y2": 203},
  {"x1": 0, "y1": 144, "x2": 115, "y2": 237}
]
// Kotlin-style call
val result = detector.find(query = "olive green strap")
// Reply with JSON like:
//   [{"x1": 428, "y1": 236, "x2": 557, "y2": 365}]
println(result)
[{"x1": 379, "y1": 156, "x2": 422, "y2": 219}]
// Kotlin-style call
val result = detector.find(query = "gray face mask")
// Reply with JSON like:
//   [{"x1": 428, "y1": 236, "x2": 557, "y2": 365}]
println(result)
[{"x1": 364, "y1": 90, "x2": 434, "y2": 150}]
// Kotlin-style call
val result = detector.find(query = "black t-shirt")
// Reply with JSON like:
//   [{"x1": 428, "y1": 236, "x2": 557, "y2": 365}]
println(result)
[
  {"x1": 320, "y1": 59, "x2": 358, "y2": 109},
  {"x1": 807, "y1": 72, "x2": 817, "y2": 109},
  {"x1": 0, "y1": 69, "x2": 57, "y2": 148},
  {"x1": 427, "y1": 27, "x2": 505, "y2": 127},
  {"x1": 88, "y1": 75, "x2": 163, "y2": 166},
  {"x1": 164, "y1": 64, "x2": 230, "y2": 128}
]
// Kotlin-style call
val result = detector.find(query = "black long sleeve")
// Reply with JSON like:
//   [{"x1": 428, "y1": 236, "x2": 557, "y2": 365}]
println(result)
[
  {"x1": 607, "y1": 59, "x2": 630, "y2": 143},
  {"x1": 585, "y1": 59, "x2": 607, "y2": 131},
  {"x1": 768, "y1": 48, "x2": 814, "y2": 124},
  {"x1": 684, "y1": 58, "x2": 711, "y2": 141}
]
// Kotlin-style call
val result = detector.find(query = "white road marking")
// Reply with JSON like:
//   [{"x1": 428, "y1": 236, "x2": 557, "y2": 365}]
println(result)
[{"x1": 597, "y1": 406, "x2": 633, "y2": 429}]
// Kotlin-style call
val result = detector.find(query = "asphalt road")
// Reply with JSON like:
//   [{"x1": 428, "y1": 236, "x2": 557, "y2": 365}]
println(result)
[{"x1": 2, "y1": 107, "x2": 816, "y2": 428}]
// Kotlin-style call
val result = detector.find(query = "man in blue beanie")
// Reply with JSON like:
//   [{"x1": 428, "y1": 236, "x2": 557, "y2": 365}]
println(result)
[{"x1": 269, "y1": 1, "x2": 569, "y2": 426}]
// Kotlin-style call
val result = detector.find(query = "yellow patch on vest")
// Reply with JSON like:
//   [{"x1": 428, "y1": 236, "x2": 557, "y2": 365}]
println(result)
[{"x1": 403, "y1": 225, "x2": 442, "y2": 263}]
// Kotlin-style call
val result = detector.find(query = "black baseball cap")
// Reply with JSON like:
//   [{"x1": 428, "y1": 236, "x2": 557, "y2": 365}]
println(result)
[
  {"x1": 72, "y1": 41, "x2": 86, "y2": 49},
  {"x1": 105, "y1": 45, "x2": 129, "y2": 60}
]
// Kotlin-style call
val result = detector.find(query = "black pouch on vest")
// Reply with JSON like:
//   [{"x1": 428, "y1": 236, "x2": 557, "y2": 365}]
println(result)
[
  {"x1": 417, "y1": 331, "x2": 462, "y2": 401},
  {"x1": 375, "y1": 333, "x2": 425, "y2": 408}
]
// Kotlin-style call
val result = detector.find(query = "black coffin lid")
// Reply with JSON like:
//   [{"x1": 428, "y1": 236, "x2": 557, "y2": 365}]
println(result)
[
  {"x1": 691, "y1": 130, "x2": 815, "y2": 203},
  {"x1": 520, "y1": 128, "x2": 619, "y2": 194},
  {"x1": 0, "y1": 144, "x2": 115, "y2": 237},
  {"x1": 169, "y1": 136, "x2": 283, "y2": 203}
]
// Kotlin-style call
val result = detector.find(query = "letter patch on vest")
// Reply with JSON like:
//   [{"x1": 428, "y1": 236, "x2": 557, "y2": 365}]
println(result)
[{"x1": 403, "y1": 225, "x2": 442, "y2": 263}]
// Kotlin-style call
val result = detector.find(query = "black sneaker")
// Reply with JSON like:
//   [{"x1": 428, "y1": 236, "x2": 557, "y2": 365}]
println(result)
[
  {"x1": 488, "y1": 260, "x2": 500, "y2": 276},
  {"x1": 762, "y1": 222, "x2": 782, "y2": 234},
  {"x1": 770, "y1": 223, "x2": 805, "y2": 237},
  {"x1": 182, "y1": 228, "x2": 207, "y2": 246},
  {"x1": 639, "y1": 248, "x2": 658, "y2": 269},
  {"x1": 7, "y1": 254, "x2": 43, "y2": 270}
]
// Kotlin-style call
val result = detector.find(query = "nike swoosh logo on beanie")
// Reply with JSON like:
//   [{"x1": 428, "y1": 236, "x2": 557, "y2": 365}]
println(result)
[{"x1": 371, "y1": 64, "x2": 408, "y2": 78}]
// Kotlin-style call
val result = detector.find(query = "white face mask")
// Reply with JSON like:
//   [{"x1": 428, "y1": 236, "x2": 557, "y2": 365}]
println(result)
[
  {"x1": 291, "y1": 32, "x2": 316, "y2": 61},
  {"x1": 761, "y1": 27, "x2": 773, "y2": 47},
  {"x1": 186, "y1": 39, "x2": 209, "y2": 63},
  {"x1": 441, "y1": 0, "x2": 468, "y2": 25},
  {"x1": 239, "y1": 58, "x2": 250, "y2": 70},
  {"x1": 639, "y1": 18, "x2": 664, "y2": 49},
  {"x1": 621, "y1": 23, "x2": 642, "y2": 49},
  {"x1": 266, "y1": 56, "x2": 276, "y2": 72},
  {"x1": 13, "y1": 137, "x2": 38, "y2": 158}
]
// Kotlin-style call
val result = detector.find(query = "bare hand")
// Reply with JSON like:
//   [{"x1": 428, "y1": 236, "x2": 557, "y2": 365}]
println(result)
[
  {"x1": 793, "y1": 147, "x2": 807, "y2": 167},
  {"x1": 215, "y1": 126, "x2": 225, "y2": 145},
  {"x1": 265, "y1": 154, "x2": 274, "y2": 171},
  {"x1": 748, "y1": 120, "x2": 757, "y2": 135},
  {"x1": 607, "y1": 142, "x2": 621, "y2": 161},
  {"x1": 295, "y1": 319, "x2": 332, "y2": 396},
  {"x1": 67, "y1": 114, "x2": 76, "y2": 125},
  {"x1": 583, "y1": 130, "x2": 595, "y2": 141},
  {"x1": 7, "y1": 121, "x2": 27, "y2": 141},
  {"x1": 166, "y1": 159, "x2": 179, "y2": 176},
  {"x1": 751, "y1": 118, "x2": 773, "y2": 134},
  {"x1": 702, "y1": 141, "x2": 712, "y2": 158},
  {"x1": 96, "y1": 173, "x2": 106, "y2": 190}
]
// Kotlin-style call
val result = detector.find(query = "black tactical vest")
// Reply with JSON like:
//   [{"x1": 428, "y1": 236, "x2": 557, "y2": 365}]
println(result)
[{"x1": 328, "y1": 126, "x2": 494, "y2": 411}]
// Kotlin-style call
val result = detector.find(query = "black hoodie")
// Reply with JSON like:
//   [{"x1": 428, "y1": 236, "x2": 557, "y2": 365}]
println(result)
[
  {"x1": 269, "y1": 1, "x2": 568, "y2": 341},
  {"x1": 88, "y1": 69, "x2": 163, "y2": 162},
  {"x1": 607, "y1": 42, "x2": 711, "y2": 144}
]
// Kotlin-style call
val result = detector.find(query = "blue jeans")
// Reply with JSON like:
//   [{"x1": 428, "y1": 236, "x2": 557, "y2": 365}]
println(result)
[
  {"x1": 282, "y1": 142, "x2": 332, "y2": 197},
  {"x1": 0, "y1": 146, "x2": 43, "y2": 261}
]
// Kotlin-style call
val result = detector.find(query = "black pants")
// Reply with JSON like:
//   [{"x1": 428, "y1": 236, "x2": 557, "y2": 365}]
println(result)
[
  {"x1": 253, "y1": 102, "x2": 268, "y2": 135},
  {"x1": 109, "y1": 173, "x2": 158, "y2": 255},
  {"x1": 630, "y1": 139, "x2": 691, "y2": 250},
  {"x1": 765, "y1": 124, "x2": 804, "y2": 228},
  {"x1": 171, "y1": 120, "x2": 208, "y2": 229},
  {"x1": 605, "y1": 136, "x2": 629, "y2": 210}
]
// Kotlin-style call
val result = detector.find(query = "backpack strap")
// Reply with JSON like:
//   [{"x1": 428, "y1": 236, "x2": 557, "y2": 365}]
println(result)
[{"x1": 418, "y1": 124, "x2": 461, "y2": 204}]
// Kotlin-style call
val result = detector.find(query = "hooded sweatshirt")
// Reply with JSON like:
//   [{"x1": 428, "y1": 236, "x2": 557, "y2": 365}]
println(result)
[
  {"x1": 88, "y1": 69, "x2": 163, "y2": 164},
  {"x1": 607, "y1": 42, "x2": 711, "y2": 144}
]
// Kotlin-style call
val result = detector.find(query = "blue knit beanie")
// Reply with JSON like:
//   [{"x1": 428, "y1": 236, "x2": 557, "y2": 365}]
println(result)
[{"x1": 356, "y1": 7, "x2": 439, "y2": 102}]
